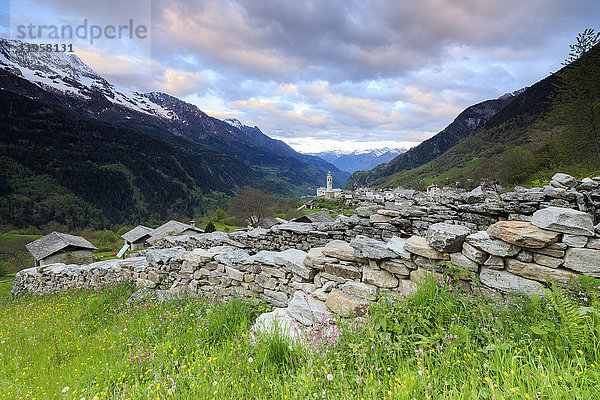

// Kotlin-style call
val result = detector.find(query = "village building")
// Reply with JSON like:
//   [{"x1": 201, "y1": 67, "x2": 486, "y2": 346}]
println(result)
[
  {"x1": 291, "y1": 211, "x2": 334, "y2": 224},
  {"x1": 26, "y1": 232, "x2": 97, "y2": 267},
  {"x1": 316, "y1": 171, "x2": 342, "y2": 199},
  {"x1": 121, "y1": 225, "x2": 154, "y2": 250},
  {"x1": 146, "y1": 220, "x2": 204, "y2": 245}
]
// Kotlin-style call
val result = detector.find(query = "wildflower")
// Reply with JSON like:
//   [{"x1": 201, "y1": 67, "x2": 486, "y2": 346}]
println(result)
[
  {"x1": 62, "y1": 387, "x2": 70, "y2": 393},
  {"x1": 327, "y1": 374, "x2": 333, "y2": 381},
  {"x1": 484, "y1": 377, "x2": 490, "y2": 383},
  {"x1": 577, "y1": 350, "x2": 583, "y2": 355},
  {"x1": 248, "y1": 357, "x2": 254, "y2": 363}
]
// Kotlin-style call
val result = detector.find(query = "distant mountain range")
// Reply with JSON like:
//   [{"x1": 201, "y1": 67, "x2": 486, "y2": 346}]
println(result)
[
  {"x1": 306, "y1": 148, "x2": 407, "y2": 174},
  {"x1": 0, "y1": 37, "x2": 346, "y2": 229}
]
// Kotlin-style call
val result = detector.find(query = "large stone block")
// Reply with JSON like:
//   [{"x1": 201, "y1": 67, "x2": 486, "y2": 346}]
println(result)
[
  {"x1": 386, "y1": 236, "x2": 411, "y2": 259},
  {"x1": 214, "y1": 249, "x2": 250, "y2": 266},
  {"x1": 362, "y1": 267, "x2": 399, "y2": 288},
  {"x1": 342, "y1": 281, "x2": 379, "y2": 301},
  {"x1": 562, "y1": 235, "x2": 588, "y2": 248},
  {"x1": 323, "y1": 262, "x2": 361, "y2": 280},
  {"x1": 349, "y1": 235, "x2": 397, "y2": 260},
  {"x1": 465, "y1": 232, "x2": 520, "y2": 257},
  {"x1": 426, "y1": 223, "x2": 471, "y2": 253},
  {"x1": 449, "y1": 252, "x2": 479, "y2": 272},
  {"x1": 487, "y1": 221, "x2": 559, "y2": 249},
  {"x1": 326, "y1": 289, "x2": 367, "y2": 317},
  {"x1": 532, "y1": 254, "x2": 563, "y2": 269},
  {"x1": 287, "y1": 291, "x2": 331, "y2": 326},
  {"x1": 564, "y1": 248, "x2": 600, "y2": 276},
  {"x1": 322, "y1": 240, "x2": 361, "y2": 261},
  {"x1": 530, "y1": 207, "x2": 594, "y2": 236},
  {"x1": 479, "y1": 267, "x2": 544, "y2": 296},
  {"x1": 505, "y1": 259, "x2": 577, "y2": 284},
  {"x1": 550, "y1": 173, "x2": 577, "y2": 188},
  {"x1": 380, "y1": 259, "x2": 412, "y2": 276},
  {"x1": 404, "y1": 236, "x2": 449, "y2": 260},
  {"x1": 462, "y1": 242, "x2": 489, "y2": 264},
  {"x1": 274, "y1": 249, "x2": 314, "y2": 280}
]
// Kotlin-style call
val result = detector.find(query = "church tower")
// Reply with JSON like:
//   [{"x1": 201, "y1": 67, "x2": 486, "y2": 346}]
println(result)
[{"x1": 327, "y1": 171, "x2": 332, "y2": 190}]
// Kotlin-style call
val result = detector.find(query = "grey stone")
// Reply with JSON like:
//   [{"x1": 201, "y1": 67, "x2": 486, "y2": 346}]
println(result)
[
  {"x1": 532, "y1": 254, "x2": 563, "y2": 269},
  {"x1": 324, "y1": 262, "x2": 361, "y2": 280},
  {"x1": 465, "y1": 232, "x2": 520, "y2": 257},
  {"x1": 322, "y1": 240, "x2": 361, "y2": 261},
  {"x1": 362, "y1": 267, "x2": 399, "y2": 288},
  {"x1": 214, "y1": 249, "x2": 250, "y2": 266},
  {"x1": 551, "y1": 173, "x2": 578, "y2": 188},
  {"x1": 380, "y1": 259, "x2": 412, "y2": 276},
  {"x1": 146, "y1": 246, "x2": 186, "y2": 267},
  {"x1": 326, "y1": 289, "x2": 367, "y2": 317},
  {"x1": 562, "y1": 234, "x2": 588, "y2": 248},
  {"x1": 287, "y1": 291, "x2": 331, "y2": 326},
  {"x1": 426, "y1": 223, "x2": 471, "y2": 253},
  {"x1": 262, "y1": 289, "x2": 289, "y2": 306},
  {"x1": 462, "y1": 242, "x2": 489, "y2": 264},
  {"x1": 278, "y1": 222, "x2": 314, "y2": 234},
  {"x1": 350, "y1": 235, "x2": 397, "y2": 260},
  {"x1": 450, "y1": 252, "x2": 480, "y2": 272},
  {"x1": 370, "y1": 214, "x2": 393, "y2": 223},
  {"x1": 531, "y1": 207, "x2": 594, "y2": 236},
  {"x1": 342, "y1": 281, "x2": 379, "y2": 301},
  {"x1": 304, "y1": 247, "x2": 325, "y2": 268},
  {"x1": 484, "y1": 255, "x2": 505, "y2": 269},
  {"x1": 225, "y1": 266, "x2": 244, "y2": 281},
  {"x1": 274, "y1": 249, "x2": 314, "y2": 280},
  {"x1": 580, "y1": 177, "x2": 599, "y2": 190},
  {"x1": 564, "y1": 248, "x2": 600, "y2": 276},
  {"x1": 386, "y1": 236, "x2": 411, "y2": 259},
  {"x1": 479, "y1": 267, "x2": 545, "y2": 296},
  {"x1": 404, "y1": 236, "x2": 449, "y2": 260},
  {"x1": 255, "y1": 272, "x2": 278, "y2": 289},
  {"x1": 251, "y1": 308, "x2": 302, "y2": 342},
  {"x1": 355, "y1": 205, "x2": 382, "y2": 217},
  {"x1": 505, "y1": 259, "x2": 577, "y2": 284},
  {"x1": 250, "y1": 251, "x2": 279, "y2": 266},
  {"x1": 516, "y1": 250, "x2": 533, "y2": 263},
  {"x1": 586, "y1": 238, "x2": 600, "y2": 250}
]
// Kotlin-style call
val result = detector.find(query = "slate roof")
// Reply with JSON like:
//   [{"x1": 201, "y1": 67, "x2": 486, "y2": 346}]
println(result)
[
  {"x1": 121, "y1": 225, "x2": 153, "y2": 243},
  {"x1": 25, "y1": 232, "x2": 97, "y2": 261},
  {"x1": 147, "y1": 220, "x2": 203, "y2": 244},
  {"x1": 292, "y1": 211, "x2": 334, "y2": 224}
]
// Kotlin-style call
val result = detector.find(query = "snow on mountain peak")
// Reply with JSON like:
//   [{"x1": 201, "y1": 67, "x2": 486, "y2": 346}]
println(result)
[{"x1": 224, "y1": 118, "x2": 244, "y2": 130}]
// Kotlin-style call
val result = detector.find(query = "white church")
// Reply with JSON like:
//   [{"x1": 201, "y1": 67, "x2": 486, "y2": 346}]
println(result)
[{"x1": 316, "y1": 171, "x2": 342, "y2": 199}]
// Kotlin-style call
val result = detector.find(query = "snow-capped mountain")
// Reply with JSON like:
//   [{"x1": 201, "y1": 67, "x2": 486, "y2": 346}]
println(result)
[{"x1": 306, "y1": 147, "x2": 407, "y2": 173}]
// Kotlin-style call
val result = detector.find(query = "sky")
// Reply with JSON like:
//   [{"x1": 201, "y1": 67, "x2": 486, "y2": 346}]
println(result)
[{"x1": 2, "y1": 0, "x2": 600, "y2": 152}]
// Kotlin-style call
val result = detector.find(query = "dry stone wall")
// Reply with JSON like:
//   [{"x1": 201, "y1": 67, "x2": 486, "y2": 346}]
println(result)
[{"x1": 12, "y1": 204, "x2": 600, "y2": 326}]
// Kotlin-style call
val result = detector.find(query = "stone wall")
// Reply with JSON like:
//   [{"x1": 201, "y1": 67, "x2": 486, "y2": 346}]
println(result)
[{"x1": 12, "y1": 205, "x2": 600, "y2": 326}]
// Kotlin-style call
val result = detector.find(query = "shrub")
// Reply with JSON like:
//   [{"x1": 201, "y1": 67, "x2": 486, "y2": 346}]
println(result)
[{"x1": 204, "y1": 221, "x2": 216, "y2": 233}]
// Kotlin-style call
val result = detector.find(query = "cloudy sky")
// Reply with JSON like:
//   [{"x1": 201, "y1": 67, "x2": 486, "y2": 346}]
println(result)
[{"x1": 3, "y1": 0, "x2": 600, "y2": 152}]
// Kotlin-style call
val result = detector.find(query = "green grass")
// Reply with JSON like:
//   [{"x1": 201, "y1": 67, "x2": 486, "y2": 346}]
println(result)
[
  {"x1": 1, "y1": 275, "x2": 599, "y2": 399},
  {"x1": 200, "y1": 221, "x2": 243, "y2": 233},
  {"x1": 0, "y1": 233, "x2": 43, "y2": 245}
]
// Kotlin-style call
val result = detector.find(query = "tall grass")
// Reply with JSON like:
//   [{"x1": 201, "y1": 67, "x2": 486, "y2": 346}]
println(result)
[{"x1": 0, "y1": 274, "x2": 599, "y2": 399}]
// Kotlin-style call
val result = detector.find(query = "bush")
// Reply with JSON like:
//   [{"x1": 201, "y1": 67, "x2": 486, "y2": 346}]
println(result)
[{"x1": 204, "y1": 221, "x2": 216, "y2": 233}]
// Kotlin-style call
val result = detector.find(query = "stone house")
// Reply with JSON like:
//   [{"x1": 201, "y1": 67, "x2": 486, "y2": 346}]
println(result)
[
  {"x1": 121, "y1": 225, "x2": 154, "y2": 250},
  {"x1": 25, "y1": 232, "x2": 97, "y2": 267},
  {"x1": 146, "y1": 220, "x2": 203, "y2": 245},
  {"x1": 292, "y1": 211, "x2": 334, "y2": 224}
]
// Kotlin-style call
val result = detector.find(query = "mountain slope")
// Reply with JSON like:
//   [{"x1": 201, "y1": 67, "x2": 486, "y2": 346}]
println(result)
[
  {"x1": 0, "y1": 37, "x2": 336, "y2": 197},
  {"x1": 372, "y1": 45, "x2": 600, "y2": 189},
  {"x1": 307, "y1": 148, "x2": 406, "y2": 173},
  {"x1": 224, "y1": 118, "x2": 351, "y2": 186},
  {"x1": 345, "y1": 92, "x2": 523, "y2": 188}
]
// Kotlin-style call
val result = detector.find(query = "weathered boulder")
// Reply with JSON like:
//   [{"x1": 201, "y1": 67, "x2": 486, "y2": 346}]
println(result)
[
  {"x1": 550, "y1": 173, "x2": 577, "y2": 189},
  {"x1": 362, "y1": 267, "x2": 399, "y2": 288},
  {"x1": 580, "y1": 177, "x2": 599, "y2": 190},
  {"x1": 355, "y1": 205, "x2": 382, "y2": 218},
  {"x1": 387, "y1": 236, "x2": 411, "y2": 259},
  {"x1": 287, "y1": 291, "x2": 330, "y2": 326},
  {"x1": 426, "y1": 223, "x2": 471, "y2": 253},
  {"x1": 274, "y1": 249, "x2": 314, "y2": 280},
  {"x1": 487, "y1": 221, "x2": 559, "y2": 249},
  {"x1": 342, "y1": 281, "x2": 379, "y2": 301},
  {"x1": 532, "y1": 254, "x2": 563, "y2": 269},
  {"x1": 505, "y1": 259, "x2": 577, "y2": 284},
  {"x1": 323, "y1": 262, "x2": 361, "y2": 280},
  {"x1": 465, "y1": 232, "x2": 520, "y2": 257},
  {"x1": 146, "y1": 246, "x2": 185, "y2": 267},
  {"x1": 322, "y1": 240, "x2": 361, "y2": 261},
  {"x1": 562, "y1": 234, "x2": 588, "y2": 248},
  {"x1": 564, "y1": 248, "x2": 600, "y2": 276},
  {"x1": 404, "y1": 236, "x2": 449, "y2": 260},
  {"x1": 380, "y1": 259, "x2": 412, "y2": 276},
  {"x1": 250, "y1": 251, "x2": 279, "y2": 266},
  {"x1": 530, "y1": 207, "x2": 594, "y2": 236},
  {"x1": 449, "y1": 252, "x2": 480, "y2": 272},
  {"x1": 252, "y1": 308, "x2": 302, "y2": 342},
  {"x1": 326, "y1": 289, "x2": 367, "y2": 317},
  {"x1": 214, "y1": 249, "x2": 250, "y2": 266},
  {"x1": 303, "y1": 247, "x2": 325, "y2": 269},
  {"x1": 479, "y1": 267, "x2": 544, "y2": 296},
  {"x1": 462, "y1": 242, "x2": 489, "y2": 264},
  {"x1": 350, "y1": 235, "x2": 397, "y2": 260}
]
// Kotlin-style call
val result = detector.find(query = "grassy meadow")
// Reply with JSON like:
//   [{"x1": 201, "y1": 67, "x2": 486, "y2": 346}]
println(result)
[{"x1": 0, "y1": 274, "x2": 599, "y2": 399}]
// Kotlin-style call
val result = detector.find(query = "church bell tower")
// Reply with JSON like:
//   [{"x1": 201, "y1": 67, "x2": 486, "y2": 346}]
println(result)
[{"x1": 327, "y1": 171, "x2": 332, "y2": 190}]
